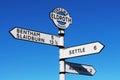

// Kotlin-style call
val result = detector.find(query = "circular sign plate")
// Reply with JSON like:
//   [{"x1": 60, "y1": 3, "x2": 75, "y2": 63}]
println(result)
[{"x1": 50, "y1": 8, "x2": 72, "y2": 30}]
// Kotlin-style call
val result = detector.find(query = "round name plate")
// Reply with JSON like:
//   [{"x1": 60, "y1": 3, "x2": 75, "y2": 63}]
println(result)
[{"x1": 50, "y1": 8, "x2": 72, "y2": 30}]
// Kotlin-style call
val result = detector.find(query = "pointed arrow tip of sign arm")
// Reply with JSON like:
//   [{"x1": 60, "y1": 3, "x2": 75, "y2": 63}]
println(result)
[
  {"x1": 97, "y1": 41, "x2": 105, "y2": 53},
  {"x1": 9, "y1": 27, "x2": 17, "y2": 39},
  {"x1": 81, "y1": 65, "x2": 96, "y2": 76},
  {"x1": 90, "y1": 66, "x2": 96, "y2": 76}
]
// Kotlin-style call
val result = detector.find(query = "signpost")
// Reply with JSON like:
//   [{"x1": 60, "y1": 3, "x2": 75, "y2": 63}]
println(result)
[
  {"x1": 10, "y1": 8, "x2": 105, "y2": 80},
  {"x1": 10, "y1": 27, "x2": 63, "y2": 46},
  {"x1": 60, "y1": 42, "x2": 104, "y2": 59},
  {"x1": 65, "y1": 62, "x2": 96, "y2": 76}
]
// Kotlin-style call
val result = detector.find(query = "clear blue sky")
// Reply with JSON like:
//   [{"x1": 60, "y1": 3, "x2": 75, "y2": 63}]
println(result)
[{"x1": 0, "y1": 0, "x2": 120, "y2": 80}]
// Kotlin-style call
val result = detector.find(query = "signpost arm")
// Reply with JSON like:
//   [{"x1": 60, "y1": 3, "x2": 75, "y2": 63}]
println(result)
[{"x1": 58, "y1": 29, "x2": 65, "y2": 80}]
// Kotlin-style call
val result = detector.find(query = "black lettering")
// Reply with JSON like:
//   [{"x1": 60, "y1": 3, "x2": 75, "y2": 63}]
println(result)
[
  {"x1": 69, "y1": 50, "x2": 72, "y2": 55},
  {"x1": 69, "y1": 50, "x2": 74, "y2": 55},
  {"x1": 68, "y1": 18, "x2": 72, "y2": 23},
  {"x1": 94, "y1": 45, "x2": 97, "y2": 50},
  {"x1": 83, "y1": 48, "x2": 85, "y2": 52},
  {"x1": 51, "y1": 35, "x2": 54, "y2": 39},
  {"x1": 28, "y1": 36, "x2": 31, "y2": 40},
  {"x1": 29, "y1": 31, "x2": 34, "y2": 36},
  {"x1": 36, "y1": 32, "x2": 40, "y2": 37},
  {"x1": 22, "y1": 34, "x2": 26, "y2": 39},
  {"x1": 75, "y1": 49, "x2": 77, "y2": 53},
  {"x1": 17, "y1": 28, "x2": 20, "y2": 33},
  {"x1": 22, "y1": 29, "x2": 27, "y2": 34},
  {"x1": 17, "y1": 34, "x2": 20, "y2": 38},
  {"x1": 50, "y1": 12, "x2": 54, "y2": 19},
  {"x1": 50, "y1": 40, "x2": 54, "y2": 44},
  {"x1": 90, "y1": 69, "x2": 92, "y2": 73}
]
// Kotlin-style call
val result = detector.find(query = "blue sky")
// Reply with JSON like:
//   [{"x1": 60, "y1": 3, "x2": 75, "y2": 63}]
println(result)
[{"x1": 0, "y1": 0, "x2": 120, "y2": 80}]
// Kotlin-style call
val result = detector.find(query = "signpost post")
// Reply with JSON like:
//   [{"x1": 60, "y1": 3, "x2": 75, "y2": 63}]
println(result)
[
  {"x1": 50, "y1": 7, "x2": 73, "y2": 80},
  {"x1": 10, "y1": 7, "x2": 105, "y2": 80},
  {"x1": 58, "y1": 30, "x2": 65, "y2": 80}
]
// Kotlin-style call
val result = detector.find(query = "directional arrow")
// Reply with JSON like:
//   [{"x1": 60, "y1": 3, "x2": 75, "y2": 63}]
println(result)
[
  {"x1": 60, "y1": 42, "x2": 104, "y2": 59},
  {"x1": 10, "y1": 27, "x2": 63, "y2": 46},
  {"x1": 65, "y1": 62, "x2": 96, "y2": 76}
]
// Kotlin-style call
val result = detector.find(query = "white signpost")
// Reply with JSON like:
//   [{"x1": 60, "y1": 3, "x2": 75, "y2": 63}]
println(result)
[
  {"x1": 10, "y1": 27, "x2": 63, "y2": 46},
  {"x1": 65, "y1": 62, "x2": 96, "y2": 76},
  {"x1": 10, "y1": 8, "x2": 105, "y2": 80},
  {"x1": 60, "y1": 42, "x2": 104, "y2": 59}
]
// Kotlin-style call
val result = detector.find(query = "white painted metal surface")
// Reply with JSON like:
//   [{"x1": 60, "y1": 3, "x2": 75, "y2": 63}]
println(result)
[
  {"x1": 65, "y1": 62, "x2": 96, "y2": 76},
  {"x1": 10, "y1": 27, "x2": 63, "y2": 46},
  {"x1": 60, "y1": 60, "x2": 65, "y2": 80},
  {"x1": 60, "y1": 42, "x2": 104, "y2": 59},
  {"x1": 60, "y1": 60, "x2": 65, "y2": 72}
]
